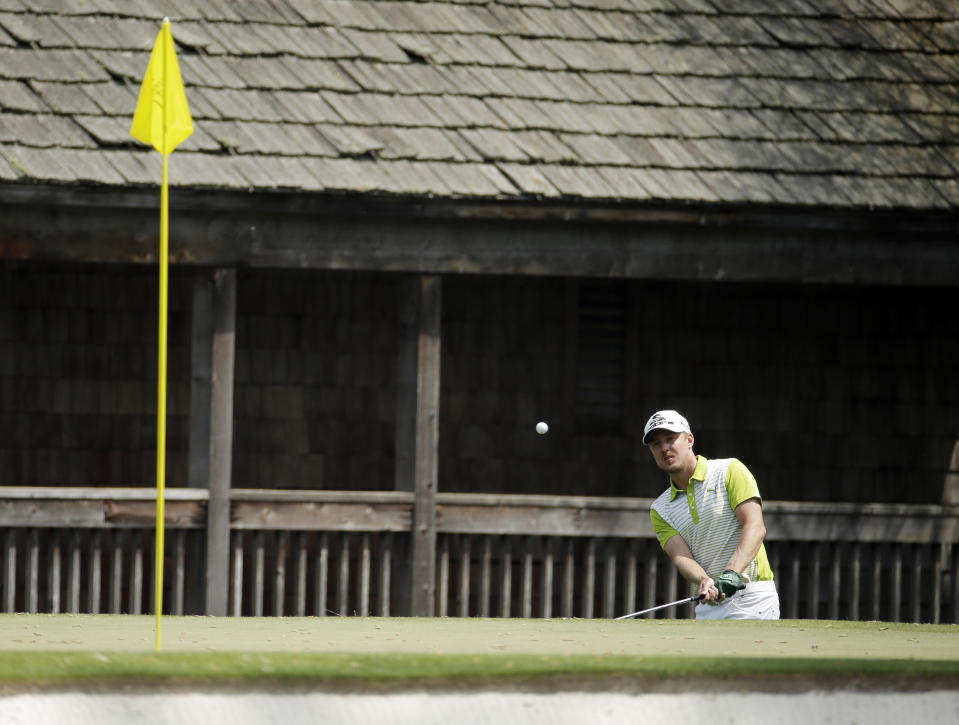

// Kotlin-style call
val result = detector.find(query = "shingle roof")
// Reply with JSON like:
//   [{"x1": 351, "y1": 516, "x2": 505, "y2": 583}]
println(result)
[{"x1": 0, "y1": 0, "x2": 957, "y2": 209}]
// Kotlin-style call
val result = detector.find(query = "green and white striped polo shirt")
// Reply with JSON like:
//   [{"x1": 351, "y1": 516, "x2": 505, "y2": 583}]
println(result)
[{"x1": 650, "y1": 455, "x2": 773, "y2": 583}]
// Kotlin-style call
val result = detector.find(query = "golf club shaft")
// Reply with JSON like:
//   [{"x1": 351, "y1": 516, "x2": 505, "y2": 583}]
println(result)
[{"x1": 615, "y1": 593, "x2": 704, "y2": 620}]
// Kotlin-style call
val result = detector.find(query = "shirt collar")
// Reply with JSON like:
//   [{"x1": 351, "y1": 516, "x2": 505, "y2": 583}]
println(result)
[{"x1": 668, "y1": 455, "x2": 708, "y2": 500}]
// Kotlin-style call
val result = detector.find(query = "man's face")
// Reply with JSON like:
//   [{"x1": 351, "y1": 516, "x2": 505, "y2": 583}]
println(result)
[{"x1": 646, "y1": 429, "x2": 695, "y2": 475}]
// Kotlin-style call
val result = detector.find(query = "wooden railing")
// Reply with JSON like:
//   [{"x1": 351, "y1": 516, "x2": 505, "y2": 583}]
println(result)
[{"x1": 1, "y1": 487, "x2": 957, "y2": 623}]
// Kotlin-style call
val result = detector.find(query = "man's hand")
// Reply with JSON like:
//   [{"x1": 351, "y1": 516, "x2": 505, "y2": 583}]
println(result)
[
  {"x1": 698, "y1": 577, "x2": 721, "y2": 604},
  {"x1": 715, "y1": 569, "x2": 746, "y2": 599}
]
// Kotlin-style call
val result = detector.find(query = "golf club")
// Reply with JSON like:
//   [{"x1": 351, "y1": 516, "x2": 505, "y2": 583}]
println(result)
[{"x1": 615, "y1": 593, "x2": 704, "y2": 620}]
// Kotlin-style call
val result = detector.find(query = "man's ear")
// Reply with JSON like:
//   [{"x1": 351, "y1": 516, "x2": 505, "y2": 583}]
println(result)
[{"x1": 687, "y1": 433, "x2": 694, "y2": 447}]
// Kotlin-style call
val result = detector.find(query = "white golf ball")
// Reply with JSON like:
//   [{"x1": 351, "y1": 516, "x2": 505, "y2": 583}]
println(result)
[{"x1": 536, "y1": 421, "x2": 548, "y2": 435}]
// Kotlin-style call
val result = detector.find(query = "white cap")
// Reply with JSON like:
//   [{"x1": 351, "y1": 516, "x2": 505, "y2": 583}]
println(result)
[{"x1": 643, "y1": 410, "x2": 691, "y2": 445}]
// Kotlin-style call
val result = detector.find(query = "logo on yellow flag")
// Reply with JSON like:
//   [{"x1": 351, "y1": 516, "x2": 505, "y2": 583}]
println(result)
[{"x1": 130, "y1": 20, "x2": 193, "y2": 155}]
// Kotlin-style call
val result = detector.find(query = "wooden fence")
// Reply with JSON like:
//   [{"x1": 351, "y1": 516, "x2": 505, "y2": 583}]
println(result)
[{"x1": 1, "y1": 487, "x2": 957, "y2": 623}]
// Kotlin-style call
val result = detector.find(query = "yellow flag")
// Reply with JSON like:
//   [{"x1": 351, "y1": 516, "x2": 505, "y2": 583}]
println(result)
[{"x1": 131, "y1": 20, "x2": 193, "y2": 155}]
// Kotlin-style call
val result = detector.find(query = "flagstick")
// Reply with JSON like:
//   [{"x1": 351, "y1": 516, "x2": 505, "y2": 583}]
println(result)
[
  {"x1": 130, "y1": 15, "x2": 191, "y2": 652},
  {"x1": 155, "y1": 150, "x2": 169, "y2": 652}
]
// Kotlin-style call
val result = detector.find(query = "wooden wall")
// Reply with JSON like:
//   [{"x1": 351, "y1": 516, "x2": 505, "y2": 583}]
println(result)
[
  {"x1": 231, "y1": 269, "x2": 399, "y2": 491},
  {"x1": 631, "y1": 281, "x2": 959, "y2": 504},
  {"x1": 0, "y1": 262, "x2": 192, "y2": 487},
  {"x1": 1, "y1": 261, "x2": 956, "y2": 504}
]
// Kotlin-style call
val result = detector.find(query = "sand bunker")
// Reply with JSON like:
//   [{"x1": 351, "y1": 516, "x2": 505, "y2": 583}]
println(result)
[{"x1": 1, "y1": 690, "x2": 957, "y2": 725}]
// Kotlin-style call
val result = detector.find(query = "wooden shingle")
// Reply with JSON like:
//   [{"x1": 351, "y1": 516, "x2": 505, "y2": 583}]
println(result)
[
  {"x1": 271, "y1": 90, "x2": 342, "y2": 125},
  {"x1": 4, "y1": 112, "x2": 91, "y2": 148},
  {"x1": 559, "y1": 133, "x2": 630, "y2": 165},
  {"x1": 386, "y1": 159, "x2": 454, "y2": 196},
  {"x1": 430, "y1": 33, "x2": 522, "y2": 67},
  {"x1": 444, "y1": 95, "x2": 510, "y2": 129},
  {"x1": 315, "y1": 124, "x2": 383, "y2": 156},
  {"x1": 201, "y1": 120, "x2": 259, "y2": 154},
  {"x1": 28, "y1": 81, "x2": 100, "y2": 114},
  {"x1": 498, "y1": 163, "x2": 561, "y2": 197},
  {"x1": 486, "y1": 5, "x2": 555, "y2": 38},
  {"x1": 0, "y1": 148, "x2": 22, "y2": 180},
  {"x1": 0, "y1": 79, "x2": 47, "y2": 112},
  {"x1": 368, "y1": 63, "x2": 457, "y2": 95},
  {"x1": 1, "y1": 12, "x2": 75, "y2": 47},
  {"x1": 0, "y1": 24, "x2": 15, "y2": 47},
  {"x1": 368, "y1": 127, "x2": 465, "y2": 162},
  {"x1": 606, "y1": 105, "x2": 688, "y2": 136},
  {"x1": 57, "y1": 147, "x2": 127, "y2": 184},
  {"x1": 87, "y1": 50, "x2": 150, "y2": 83},
  {"x1": 458, "y1": 128, "x2": 530, "y2": 162},
  {"x1": 594, "y1": 165, "x2": 654, "y2": 200},
  {"x1": 607, "y1": 74, "x2": 680, "y2": 105},
  {"x1": 1, "y1": 47, "x2": 108, "y2": 82},
  {"x1": 539, "y1": 164, "x2": 621, "y2": 198},
  {"x1": 770, "y1": 173, "x2": 852, "y2": 207},
  {"x1": 579, "y1": 72, "x2": 633, "y2": 104},
  {"x1": 51, "y1": 15, "x2": 158, "y2": 51},
  {"x1": 511, "y1": 131, "x2": 577, "y2": 164},
  {"x1": 3, "y1": 145, "x2": 77, "y2": 181},
  {"x1": 194, "y1": 0, "x2": 244, "y2": 23},
  {"x1": 499, "y1": 36, "x2": 566, "y2": 70},
  {"x1": 424, "y1": 161, "x2": 500, "y2": 197},
  {"x1": 533, "y1": 100, "x2": 598, "y2": 133},
  {"x1": 103, "y1": 149, "x2": 155, "y2": 185},
  {"x1": 338, "y1": 28, "x2": 409, "y2": 63},
  {"x1": 574, "y1": 9, "x2": 638, "y2": 42},
  {"x1": 167, "y1": 151, "x2": 263, "y2": 189},
  {"x1": 635, "y1": 168, "x2": 718, "y2": 202},
  {"x1": 746, "y1": 109, "x2": 822, "y2": 141},
  {"x1": 474, "y1": 162, "x2": 518, "y2": 195},
  {"x1": 519, "y1": 7, "x2": 598, "y2": 41},
  {"x1": 311, "y1": 157, "x2": 393, "y2": 194},
  {"x1": 73, "y1": 115, "x2": 132, "y2": 147},
  {"x1": 696, "y1": 169, "x2": 783, "y2": 204}
]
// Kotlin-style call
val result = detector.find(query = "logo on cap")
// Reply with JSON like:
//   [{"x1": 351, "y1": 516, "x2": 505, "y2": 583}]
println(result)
[{"x1": 643, "y1": 410, "x2": 691, "y2": 444}]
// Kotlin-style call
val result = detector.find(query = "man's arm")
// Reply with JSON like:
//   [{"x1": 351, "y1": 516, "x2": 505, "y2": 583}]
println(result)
[
  {"x1": 663, "y1": 535, "x2": 721, "y2": 602},
  {"x1": 724, "y1": 497, "x2": 767, "y2": 575}
]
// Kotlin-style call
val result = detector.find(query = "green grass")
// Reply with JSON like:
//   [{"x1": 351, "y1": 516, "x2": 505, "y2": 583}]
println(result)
[
  {"x1": 1, "y1": 650, "x2": 958, "y2": 692},
  {"x1": 1, "y1": 615, "x2": 957, "y2": 691}
]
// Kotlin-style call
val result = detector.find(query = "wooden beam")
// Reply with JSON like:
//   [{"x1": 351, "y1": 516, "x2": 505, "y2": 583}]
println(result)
[
  {"x1": 231, "y1": 501, "x2": 411, "y2": 531},
  {"x1": 1, "y1": 488, "x2": 956, "y2": 542},
  {"x1": 2, "y1": 189, "x2": 958, "y2": 287},
  {"x1": 437, "y1": 503, "x2": 654, "y2": 538},
  {"x1": 205, "y1": 268, "x2": 237, "y2": 616},
  {"x1": 0, "y1": 497, "x2": 206, "y2": 528},
  {"x1": 411, "y1": 275, "x2": 442, "y2": 617}
]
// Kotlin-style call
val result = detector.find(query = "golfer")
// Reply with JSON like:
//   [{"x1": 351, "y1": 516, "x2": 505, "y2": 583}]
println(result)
[{"x1": 644, "y1": 410, "x2": 780, "y2": 620}]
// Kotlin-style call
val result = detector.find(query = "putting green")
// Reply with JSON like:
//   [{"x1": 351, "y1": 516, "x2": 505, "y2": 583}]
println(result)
[
  {"x1": 0, "y1": 615, "x2": 956, "y2": 691},
  {"x1": 1, "y1": 614, "x2": 956, "y2": 660}
]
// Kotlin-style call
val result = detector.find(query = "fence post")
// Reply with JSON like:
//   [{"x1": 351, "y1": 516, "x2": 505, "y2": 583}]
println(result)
[
  {"x1": 411, "y1": 274, "x2": 441, "y2": 616},
  {"x1": 394, "y1": 276, "x2": 417, "y2": 615},
  {"x1": 203, "y1": 268, "x2": 237, "y2": 616}
]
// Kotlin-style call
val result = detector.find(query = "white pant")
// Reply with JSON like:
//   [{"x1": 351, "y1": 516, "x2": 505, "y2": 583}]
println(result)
[{"x1": 695, "y1": 580, "x2": 780, "y2": 620}]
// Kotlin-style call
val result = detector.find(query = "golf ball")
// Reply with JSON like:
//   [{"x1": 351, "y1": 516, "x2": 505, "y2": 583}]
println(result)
[{"x1": 536, "y1": 421, "x2": 548, "y2": 435}]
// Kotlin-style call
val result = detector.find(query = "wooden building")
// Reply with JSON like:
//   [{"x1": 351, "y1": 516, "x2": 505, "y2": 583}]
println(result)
[{"x1": 0, "y1": 1, "x2": 957, "y2": 620}]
